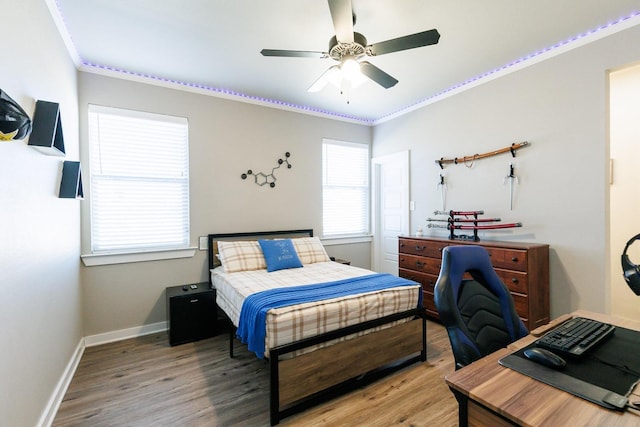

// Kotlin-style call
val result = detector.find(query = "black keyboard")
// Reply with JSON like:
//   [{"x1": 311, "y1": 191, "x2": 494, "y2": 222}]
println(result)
[{"x1": 535, "y1": 317, "x2": 615, "y2": 357}]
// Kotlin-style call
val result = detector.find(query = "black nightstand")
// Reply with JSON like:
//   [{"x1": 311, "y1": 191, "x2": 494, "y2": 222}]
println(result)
[{"x1": 166, "y1": 282, "x2": 217, "y2": 346}]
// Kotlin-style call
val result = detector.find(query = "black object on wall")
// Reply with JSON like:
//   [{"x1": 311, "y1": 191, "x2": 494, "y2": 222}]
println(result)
[
  {"x1": 0, "y1": 89, "x2": 32, "y2": 141},
  {"x1": 241, "y1": 151, "x2": 292, "y2": 188},
  {"x1": 59, "y1": 161, "x2": 83, "y2": 199},
  {"x1": 28, "y1": 100, "x2": 65, "y2": 156}
]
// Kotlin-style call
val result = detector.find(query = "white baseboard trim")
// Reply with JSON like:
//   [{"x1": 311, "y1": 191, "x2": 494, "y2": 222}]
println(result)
[
  {"x1": 84, "y1": 321, "x2": 168, "y2": 347},
  {"x1": 37, "y1": 338, "x2": 86, "y2": 427},
  {"x1": 38, "y1": 321, "x2": 168, "y2": 426}
]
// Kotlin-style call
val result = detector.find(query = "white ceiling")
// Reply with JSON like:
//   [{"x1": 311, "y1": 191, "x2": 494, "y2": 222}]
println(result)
[{"x1": 55, "y1": 0, "x2": 640, "y2": 123}]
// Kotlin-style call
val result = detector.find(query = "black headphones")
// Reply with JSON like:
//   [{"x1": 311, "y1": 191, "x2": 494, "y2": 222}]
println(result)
[{"x1": 621, "y1": 233, "x2": 640, "y2": 295}]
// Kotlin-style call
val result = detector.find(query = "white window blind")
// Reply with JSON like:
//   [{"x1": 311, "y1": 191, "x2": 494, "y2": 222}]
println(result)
[
  {"x1": 88, "y1": 105, "x2": 190, "y2": 253},
  {"x1": 322, "y1": 139, "x2": 370, "y2": 236}
]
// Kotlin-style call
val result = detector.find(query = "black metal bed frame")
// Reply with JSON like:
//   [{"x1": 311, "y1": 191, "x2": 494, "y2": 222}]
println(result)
[{"x1": 207, "y1": 230, "x2": 427, "y2": 425}]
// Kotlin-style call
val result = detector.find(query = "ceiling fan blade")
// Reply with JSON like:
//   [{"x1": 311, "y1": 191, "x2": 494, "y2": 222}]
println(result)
[
  {"x1": 261, "y1": 49, "x2": 327, "y2": 58},
  {"x1": 328, "y1": 0, "x2": 354, "y2": 43},
  {"x1": 308, "y1": 65, "x2": 341, "y2": 92},
  {"x1": 360, "y1": 61, "x2": 398, "y2": 89},
  {"x1": 368, "y1": 29, "x2": 440, "y2": 56}
]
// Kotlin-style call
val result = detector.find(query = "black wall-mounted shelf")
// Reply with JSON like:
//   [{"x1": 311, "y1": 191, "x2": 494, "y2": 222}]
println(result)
[
  {"x1": 28, "y1": 100, "x2": 65, "y2": 156},
  {"x1": 59, "y1": 161, "x2": 83, "y2": 199}
]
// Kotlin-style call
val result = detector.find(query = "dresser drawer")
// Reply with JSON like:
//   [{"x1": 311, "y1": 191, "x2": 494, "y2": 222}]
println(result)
[
  {"x1": 402, "y1": 266, "x2": 528, "y2": 296},
  {"x1": 423, "y1": 291, "x2": 439, "y2": 318},
  {"x1": 399, "y1": 254, "x2": 442, "y2": 275},
  {"x1": 399, "y1": 268, "x2": 440, "y2": 319},
  {"x1": 495, "y1": 269, "x2": 528, "y2": 294},
  {"x1": 399, "y1": 268, "x2": 438, "y2": 293},
  {"x1": 487, "y1": 248, "x2": 527, "y2": 271},
  {"x1": 511, "y1": 292, "x2": 529, "y2": 324},
  {"x1": 399, "y1": 238, "x2": 447, "y2": 258}
]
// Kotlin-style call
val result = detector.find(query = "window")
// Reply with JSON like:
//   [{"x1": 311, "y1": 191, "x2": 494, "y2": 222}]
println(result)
[
  {"x1": 88, "y1": 105, "x2": 190, "y2": 254},
  {"x1": 322, "y1": 139, "x2": 370, "y2": 237}
]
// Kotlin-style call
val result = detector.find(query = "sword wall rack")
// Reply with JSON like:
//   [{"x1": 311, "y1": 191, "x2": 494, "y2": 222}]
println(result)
[
  {"x1": 427, "y1": 210, "x2": 522, "y2": 241},
  {"x1": 435, "y1": 141, "x2": 529, "y2": 169}
]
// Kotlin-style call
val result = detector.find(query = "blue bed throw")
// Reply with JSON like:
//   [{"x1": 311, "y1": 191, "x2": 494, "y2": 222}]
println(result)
[{"x1": 237, "y1": 273, "x2": 422, "y2": 358}]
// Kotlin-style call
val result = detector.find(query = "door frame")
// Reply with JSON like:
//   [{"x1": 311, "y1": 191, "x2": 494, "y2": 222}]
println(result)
[{"x1": 371, "y1": 150, "x2": 410, "y2": 272}]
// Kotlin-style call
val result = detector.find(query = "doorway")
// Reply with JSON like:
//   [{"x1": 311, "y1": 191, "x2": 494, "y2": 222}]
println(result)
[
  {"x1": 609, "y1": 62, "x2": 640, "y2": 320},
  {"x1": 372, "y1": 151, "x2": 410, "y2": 274}
]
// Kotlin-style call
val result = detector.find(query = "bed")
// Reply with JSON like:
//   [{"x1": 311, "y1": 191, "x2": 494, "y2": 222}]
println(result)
[{"x1": 207, "y1": 229, "x2": 426, "y2": 425}]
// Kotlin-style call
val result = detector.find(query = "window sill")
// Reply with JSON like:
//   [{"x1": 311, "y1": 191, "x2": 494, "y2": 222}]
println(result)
[
  {"x1": 320, "y1": 235, "x2": 373, "y2": 246},
  {"x1": 81, "y1": 247, "x2": 197, "y2": 266}
]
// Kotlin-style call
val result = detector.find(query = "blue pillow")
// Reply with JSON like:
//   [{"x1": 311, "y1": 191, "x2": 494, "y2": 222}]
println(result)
[{"x1": 258, "y1": 239, "x2": 303, "y2": 272}]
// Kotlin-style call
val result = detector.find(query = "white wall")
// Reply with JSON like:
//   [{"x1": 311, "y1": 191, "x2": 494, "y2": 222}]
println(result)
[
  {"x1": 373, "y1": 24, "x2": 640, "y2": 321},
  {"x1": 77, "y1": 72, "x2": 372, "y2": 336},
  {"x1": 3, "y1": 4, "x2": 639, "y2": 423},
  {"x1": 610, "y1": 63, "x2": 640, "y2": 320},
  {"x1": 0, "y1": 1, "x2": 82, "y2": 425}
]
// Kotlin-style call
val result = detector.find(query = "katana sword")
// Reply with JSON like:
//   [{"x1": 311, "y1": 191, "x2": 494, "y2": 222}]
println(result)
[
  {"x1": 427, "y1": 217, "x2": 502, "y2": 223},
  {"x1": 435, "y1": 141, "x2": 530, "y2": 169},
  {"x1": 427, "y1": 222, "x2": 522, "y2": 230},
  {"x1": 437, "y1": 174, "x2": 446, "y2": 212},
  {"x1": 434, "y1": 210, "x2": 484, "y2": 216},
  {"x1": 504, "y1": 163, "x2": 519, "y2": 211}
]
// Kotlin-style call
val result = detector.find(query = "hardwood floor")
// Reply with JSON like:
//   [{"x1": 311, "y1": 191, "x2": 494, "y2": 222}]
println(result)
[{"x1": 53, "y1": 320, "x2": 458, "y2": 426}]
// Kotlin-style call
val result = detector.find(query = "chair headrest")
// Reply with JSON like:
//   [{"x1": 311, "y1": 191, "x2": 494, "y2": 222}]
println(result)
[{"x1": 443, "y1": 245, "x2": 499, "y2": 294}]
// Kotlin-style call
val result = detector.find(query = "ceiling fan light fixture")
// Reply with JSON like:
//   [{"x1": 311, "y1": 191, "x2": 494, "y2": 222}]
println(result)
[
  {"x1": 339, "y1": 56, "x2": 368, "y2": 90},
  {"x1": 308, "y1": 65, "x2": 342, "y2": 92},
  {"x1": 264, "y1": 0, "x2": 441, "y2": 98},
  {"x1": 338, "y1": 57, "x2": 367, "y2": 104},
  {"x1": 308, "y1": 58, "x2": 367, "y2": 94},
  {"x1": 341, "y1": 56, "x2": 361, "y2": 80}
]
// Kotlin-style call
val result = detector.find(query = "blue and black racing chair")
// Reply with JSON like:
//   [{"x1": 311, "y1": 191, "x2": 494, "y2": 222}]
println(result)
[{"x1": 434, "y1": 245, "x2": 528, "y2": 370}]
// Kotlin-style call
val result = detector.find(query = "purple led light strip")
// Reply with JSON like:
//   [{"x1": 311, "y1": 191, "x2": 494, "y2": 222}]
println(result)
[
  {"x1": 81, "y1": 61, "x2": 375, "y2": 124},
  {"x1": 378, "y1": 10, "x2": 640, "y2": 121},
  {"x1": 57, "y1": 0, "x2": 639, "y2": 124}
]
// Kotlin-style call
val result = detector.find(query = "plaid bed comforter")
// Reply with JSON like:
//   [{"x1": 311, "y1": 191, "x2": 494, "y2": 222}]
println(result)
[{"x1": 211, "y1": 262, "x2": 422, "y2": 358}]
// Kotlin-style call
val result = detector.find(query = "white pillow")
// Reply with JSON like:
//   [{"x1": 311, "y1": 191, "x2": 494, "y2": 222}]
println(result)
[
  {"x1": 217, "y1": 240, "x2": 267, "y2": 273},
  {"x1": 291, "y1": 236, "x2": 330, "y2": 265}
]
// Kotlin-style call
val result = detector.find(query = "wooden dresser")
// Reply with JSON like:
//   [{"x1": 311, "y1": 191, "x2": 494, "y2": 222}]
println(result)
[{"x1": 398, "y1": 236, "x2": 549, "y2": 330}]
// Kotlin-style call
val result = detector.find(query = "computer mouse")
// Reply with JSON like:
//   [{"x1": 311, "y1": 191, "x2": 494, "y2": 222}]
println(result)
[{"x1": 523, "y1": 348, "x2": 566, "y2": 369}]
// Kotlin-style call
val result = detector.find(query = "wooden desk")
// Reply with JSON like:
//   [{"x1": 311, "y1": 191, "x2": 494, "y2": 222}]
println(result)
[{"x1": 446, "y1": 310, "x2": 640, "y2": 426}]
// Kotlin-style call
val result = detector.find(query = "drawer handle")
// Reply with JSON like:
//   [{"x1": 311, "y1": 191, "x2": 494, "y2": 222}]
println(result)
[
  {"x1": 400, "y1": 242, "x2": 405, "y2": 247},
  {"x1": 190, "y1": 299, "x2": 199, "y2": 303},
  {"x1": 416, "y1": 261, "x2": 425, "y2": 268},
  {"x1": 511, "y1": 278, "x2": 519, "y2": 283},
  {"x1": 415, "y1": 245, "x2": 426, "y2": 251},
  {"x1": 511, "y1": 257, "x2": 518, "y2": 262}
]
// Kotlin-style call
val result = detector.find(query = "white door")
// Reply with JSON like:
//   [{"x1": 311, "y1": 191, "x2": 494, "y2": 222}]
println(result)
[{"x1": 372, "y1": 151, "x2": 410, "y2": 274}]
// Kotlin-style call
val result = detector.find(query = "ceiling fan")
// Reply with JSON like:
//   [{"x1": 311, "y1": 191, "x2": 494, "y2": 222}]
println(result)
[{"x1": 260, "y1": 0, "x2": 440, "y2": 94}]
